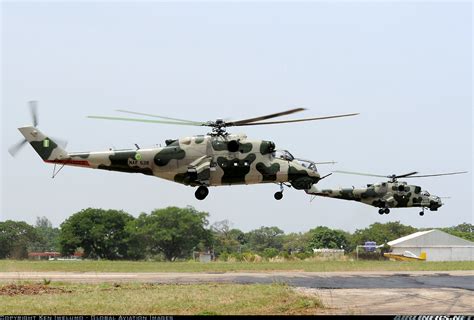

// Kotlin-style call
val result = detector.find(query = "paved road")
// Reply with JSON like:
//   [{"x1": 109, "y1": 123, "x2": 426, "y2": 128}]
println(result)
[
  {"x1": 0, "y1": 270, "x2": 473, "y2": 290},
  {"x1": 1, "y1": 271, "x2": 473, "y2": 314}
]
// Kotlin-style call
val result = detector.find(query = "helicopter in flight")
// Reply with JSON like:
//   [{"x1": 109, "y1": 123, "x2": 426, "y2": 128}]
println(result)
[
  {"x1": 10, "y1": 101, "x2": 358, "y2": 200},
  {"x1": 305, "y1": 170, "x2": 467, "y2": 216}
]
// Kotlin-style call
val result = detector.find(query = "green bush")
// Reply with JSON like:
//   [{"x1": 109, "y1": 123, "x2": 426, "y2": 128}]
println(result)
[
  {"x1": 262, "y1": 248, "x2": 279, "y2": 259},
  {"x1": 279, "y1": 251, "x2": 291, "y2": 260},
  {"x1": 295, "y1": 252, "x2": 313, "y2": 260},
  {"x1": 218, "y1": 252, "x2": 230, "y2": 262}
]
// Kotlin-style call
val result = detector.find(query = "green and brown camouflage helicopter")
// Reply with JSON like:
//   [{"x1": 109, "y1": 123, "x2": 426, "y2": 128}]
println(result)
[
  {"x1": 305, "y1": 170, "x2": 467, "y2": 216},
  {"x1": 9, "y1": 101, "x2": 357, "y2": 200}
]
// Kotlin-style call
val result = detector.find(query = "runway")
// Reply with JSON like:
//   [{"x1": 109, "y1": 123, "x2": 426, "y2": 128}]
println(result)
[
  {"x1": 0, "y1": 270, "x2": 473, "y2": 290},
  {"x1": 1, "y1": 271, "x2": 473, "y2": 314}
]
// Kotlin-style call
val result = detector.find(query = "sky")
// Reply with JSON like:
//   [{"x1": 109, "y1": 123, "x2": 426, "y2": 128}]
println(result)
[{"x1": 1, "y1": 2, "x2": 472, "y2": 233}]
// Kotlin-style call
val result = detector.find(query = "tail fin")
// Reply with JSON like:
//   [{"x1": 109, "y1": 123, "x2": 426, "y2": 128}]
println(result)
[
  {"x1": 18, "y1": 126, "x2": 69, "y2": 161},
  {"x1": 419, "y1": 251, "x2": 427, "y2": 260}
]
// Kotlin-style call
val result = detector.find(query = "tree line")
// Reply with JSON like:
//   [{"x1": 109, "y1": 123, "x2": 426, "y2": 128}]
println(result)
[{"x1": 0, "y1": 206, "x2": 472, "y2": 260}]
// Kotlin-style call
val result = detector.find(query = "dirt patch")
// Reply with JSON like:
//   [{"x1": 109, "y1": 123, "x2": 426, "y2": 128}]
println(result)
[
  {"x1": 294, "y1": 287, "x2": 474, "y2": 315},
  {"x1": 0, "y1": 284, "x2": 71, "y2": 296}
]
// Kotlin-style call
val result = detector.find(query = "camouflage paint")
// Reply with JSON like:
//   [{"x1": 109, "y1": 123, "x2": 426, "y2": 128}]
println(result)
[
  {"x1": 256, "y1": 162, "x2": 280, "y2": 182},
  {"x1": 19, "y1": 126, "x2": 322, "y2": 192},
  {"x1": 306, "y1": 181, "x2": 443, "y2": 210},
  {"x1": 98, "y1": 151, "x2": 153, "y2": 176},
  {"x1": 30, "y1": 138, "x2": 58, "y2": 161},
  {"x1": 154, "y1": 147, "x2": 185, "y2": 166},
  {"x1": 211, "y1": 139, "x2": 252, "y2": 153},
  {"x1": 288, "y1": 166, "x2": 320, "y2": 189},
  {"x1": 217, "y1": 154, "x2": 257, "y2": 184}
]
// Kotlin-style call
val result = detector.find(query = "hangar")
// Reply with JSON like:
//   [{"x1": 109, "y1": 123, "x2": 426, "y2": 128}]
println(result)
[{"x1": 387, "y1": 229, "x2": 474, "y2": 261}]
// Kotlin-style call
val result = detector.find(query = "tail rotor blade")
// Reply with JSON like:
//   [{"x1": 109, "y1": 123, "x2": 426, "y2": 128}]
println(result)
[
  {"x1": 29, "y1": 100, "x2": 39, "y2": 127},
  {"x1": 8, "y1": 139, "x2": 28, "y2": 157}
]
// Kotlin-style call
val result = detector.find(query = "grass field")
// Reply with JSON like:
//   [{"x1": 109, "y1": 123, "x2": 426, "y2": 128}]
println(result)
[
  {"x1": 1, "y1": 259, "x2": 473, "y2": 273},
  {"x1": 0, "y1": 282, "x2": 323, "y2": 315}
]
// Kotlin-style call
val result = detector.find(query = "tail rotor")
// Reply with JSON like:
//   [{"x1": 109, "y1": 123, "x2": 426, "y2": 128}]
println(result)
[
  {"x1": 8, "y1": 101, "x2": 68, "y2": 157},
  {"x1": 9, "y1": 101, "x2": 40, "y2": 157}
]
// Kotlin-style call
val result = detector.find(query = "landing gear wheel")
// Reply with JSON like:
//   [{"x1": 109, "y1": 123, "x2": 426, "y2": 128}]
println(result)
[
  {"x1": 195, "y1": 186, "x2": 209, "y2": 200},
  {"x1": 384, "y1": 208, "x2": 390, "y2": 214},
  {"x1": 419, "y1": 211, "x2": 424, "y2": 216},
  {"x1": 274, "y1": 191, "x2": 283, "y2": 200},
  {"x1": 378, "y1": 209, "x2": 384, "y2": 215}
]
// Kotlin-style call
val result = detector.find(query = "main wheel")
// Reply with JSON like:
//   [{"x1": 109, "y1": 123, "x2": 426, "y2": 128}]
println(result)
[
  {"x1": 195, "y1": 186, "x2": 209, "y2": 200},
  {"x1": 419, "y1": 211, "x2": 424, "y2": 216},
  {"x1": 274, "y1": 191, "x2": 283, "y2": 200},
  {"x1": 378, "y1": 209, "x2": 384, "y2": 215},
  {"x1": 384, "y1": 208, "x2": 390, "y2": 214}
]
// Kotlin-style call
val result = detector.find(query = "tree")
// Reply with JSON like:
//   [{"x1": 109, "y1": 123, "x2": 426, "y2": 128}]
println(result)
[
  {"x1": 127, "y1": 206, "x2": 211, "y2": 261},
  {"x1": 59, "y1": 208, "x2": 135, "y2": 259},
  {"x1": 308, "y1": 226, "x2": 351, "y2": 251},
  {"x1": 29, "y1": 216, "x2": 60, "y2": 252},
  {"x1": 245, "y1": 226, "x2": 284, "y2": 253},
  {"x1": 351, "y1": 221, "x2": 417, "y2": 248},
  {"x1": 451, "y1": 223, "x2": 473, "y2": 233},
  {"x1": 0, "y1": 220, "x2": 40, "y2": 259},
  {"x1": 440, "y1": 223, "x2": 474, "y2": 242},
  {"x1": 282, "y1": 232, "x2": 313, "y2": 254},
  {"x1": 211, "y1": 220, "x2": 244, "y2": 256}
]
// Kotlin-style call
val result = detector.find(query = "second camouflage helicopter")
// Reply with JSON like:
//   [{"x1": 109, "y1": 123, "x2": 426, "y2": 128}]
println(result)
[{"x1": 305, "y1": 170, "x2": 467, "y2": 216}]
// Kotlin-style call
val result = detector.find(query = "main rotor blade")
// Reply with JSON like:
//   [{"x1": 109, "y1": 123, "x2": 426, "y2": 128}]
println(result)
[
  {"x1": 231, "y1": 108, "x2": 306, "y2": 125},
  {"x1": 29, "y1": 100, "x2": 38, "y2": 127},
  {"x1": 87, "y1": 115, "x2": 204, "y2": 126},
  {"x1": 404, "y1": 171, "x2": 468, "y2": 178},
  {"x1": 8, "y1": 139, "x2": 27, "y2": 157},
  {"x1": 116, "y1": 109, "x2": 202, "y2": 124},
  {"x1": 232, "y1": 113, "x2": 359, "y2": 126},
  {"x1": 394, "y1": 171, "x2": 418, "y2": 178},
  {"x1": 333, "y1": 170, "x2": 387, "y2": 178}
]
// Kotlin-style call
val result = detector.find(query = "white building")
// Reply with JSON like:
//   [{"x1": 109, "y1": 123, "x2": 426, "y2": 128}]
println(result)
[{"x1": 387, "y1": 229, "x2": 474, "y2": 261}]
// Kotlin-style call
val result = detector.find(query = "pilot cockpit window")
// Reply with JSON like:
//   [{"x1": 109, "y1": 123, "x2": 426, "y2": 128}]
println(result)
[
  {"x1": 421, "y1": 191, "x2": 430, "y2": 196},
  {"x1": 273, "y1": 150, "x2": 294, "y2": 161}
]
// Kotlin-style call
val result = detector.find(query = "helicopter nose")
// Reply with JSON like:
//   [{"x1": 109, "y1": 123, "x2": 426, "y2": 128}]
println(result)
[{"x1": 430, "y1": 196, "x2": 443, "y2": 209}]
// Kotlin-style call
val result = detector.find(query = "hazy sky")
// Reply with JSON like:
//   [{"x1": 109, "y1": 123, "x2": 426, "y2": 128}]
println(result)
[{"x1": 1, "y1": 2, "x2": 472, "y2": 233}]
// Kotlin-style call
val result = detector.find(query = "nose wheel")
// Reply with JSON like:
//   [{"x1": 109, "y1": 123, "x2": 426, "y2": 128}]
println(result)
[
  {"x1": 195, "y1": 186, "x2": 209, "y2": 200},
  {"x1": 419, "y1": 208, "x2": 425, "y2": 216},
  {"x1": 378, "y1": 208, "x2": 390, "y2": 215},
  {"x1": 274, "y1": 183, "x2": 284, "y2": 200}
]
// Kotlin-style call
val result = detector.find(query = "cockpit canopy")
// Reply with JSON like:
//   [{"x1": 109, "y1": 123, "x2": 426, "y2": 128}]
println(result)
[
  {"x1": 297, "y1": 159, "x2": 318, "y2": 172},
  {"x1": 273, "y1": 150, "x2": 318, "y2": 172},
  {"x1": 274, "y1": 150, "x2": 294, "y2": 161}
]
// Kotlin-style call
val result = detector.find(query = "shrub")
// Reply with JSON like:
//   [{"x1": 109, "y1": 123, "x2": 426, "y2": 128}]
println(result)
[{"x1": 262, "y1": 248, "x2": 279, "y2": 259}]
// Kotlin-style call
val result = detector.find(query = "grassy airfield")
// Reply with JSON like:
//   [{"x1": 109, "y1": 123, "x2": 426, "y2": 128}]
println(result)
[
  {"x1": 1, "y1": 260, "x2": 472, "y2": 314},
  {"x1": 1, "y1": 259, "x2": 473, "y2": 272},
  {"x1": 0, "y1": 282, "x2": 323, "y2": 315}
]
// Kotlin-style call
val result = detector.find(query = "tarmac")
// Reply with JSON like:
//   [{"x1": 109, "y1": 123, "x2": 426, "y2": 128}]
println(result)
[{"x1": 1, "y1": 270, "x2": 473, "y2": 314}]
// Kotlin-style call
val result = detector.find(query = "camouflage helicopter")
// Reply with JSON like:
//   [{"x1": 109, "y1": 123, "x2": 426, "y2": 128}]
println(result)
[
  {"x1": 10, "y1": 101, "x2": 358, "y2": 200},
  {"x1": 305, "y1": 170, "x2": 467, "y2": 216}
]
